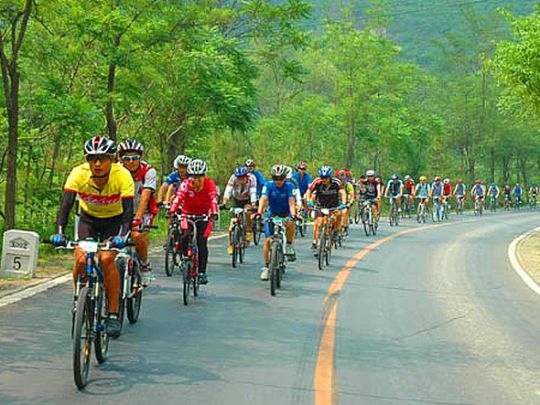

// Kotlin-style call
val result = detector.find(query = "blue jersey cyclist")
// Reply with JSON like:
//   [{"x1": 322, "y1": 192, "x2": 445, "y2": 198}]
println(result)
[
  {"x1": 430, "y1": 176, "x2": 444, "y2": 201},
  {"x1": 470, "y1": 179, "x2": 485, "y2": 201},
  {"x1": 512, "y1": 183, "x2": 524, "y2": 205},
  {"x1": 157, "y1": 154, "x2": 192, "y2": 206},
  {"x1": 245, "y1": 159, "x2": 266, "y2": 200},
  {"x1": 253, "y1": 164, "x2": 300, "y2": 281},
  {"x1": 291, "y1": 161, "x2": 313, "y2": 202},
  {"x1": 384, "y1": 173, "x2": 404, "y2": 211}
]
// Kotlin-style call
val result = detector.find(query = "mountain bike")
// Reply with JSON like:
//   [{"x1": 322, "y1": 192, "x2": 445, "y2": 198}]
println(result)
[
  {"x1": 474, "y1": 196, "x2": 484, "y2": 216},
  {"x1": 46, "y1": 238, "x2": 113, "y2": 389},
  {"x1": 388, "y1": 195, "x2": 399, "y2": 226},
  {"x1": 489, "y1": 195, "x2": 497, "y2": 212},
  {"x1": 360, "y1": 200, "x2": 377, "y2": 236},
  {"x1": 441, "y1": 196, "x2": 450, "y2": 220},
  {"x1": 266, "y1": 216, "x2": 289, "y2": 295},
  {"x1": 402, "y1": 194, "x2": 413, "y2": 219},
  {"x1": 354, "y1": 198, "x2": 362, "y2": 224},
  {"x1": 432, "y1": 196, "x2": 442, "y2": 222},
  {"x1": 165, "y1": 212, "x2": 182, "y2": 277},
  {"x1": 503, "y1": 195, "x2": 511, "y2": 211},
  {"x1": 416, "y1": 196, "x2": 428, "y2": 223},
  {"x1": 295, "y1": 208, "x2": 308, "y2": 237},
  {"x1": 529, "y1": 194, "x2": 537, "y2": 210},
  {"x1": 229, "y1": 207, "x2": 247, "y2": 268},
  {"x1": 316, "y1": 207, "x2": 340, "y2": 270},
  {"x1": 251, "y1": 211, "x2": 264, "y2": 246},
  {"x1": 456, "y1": 195, "x2": 465, "y2": 215},
  {"x1": 179, "y1": 214, "x2": 210, "y2": 306}
]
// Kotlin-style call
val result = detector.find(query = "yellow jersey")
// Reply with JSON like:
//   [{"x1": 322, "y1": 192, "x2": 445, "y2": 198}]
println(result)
[{"x1": 64, "y1": 162, "x2": 134, "y2": 218}]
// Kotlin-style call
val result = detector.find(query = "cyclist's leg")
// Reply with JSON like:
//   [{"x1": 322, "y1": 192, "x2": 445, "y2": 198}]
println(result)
[
  {"x1": 100, "y1": 251, "x2": 120, "y2": 314},
  {"x1": 243, "y1": 202, "x2": 253, "y2": 240},
  {"x1": 371, "y1": 199, "x2": 379, "y2": 221},
  {"x1": 261, "y1": 220, "x2": 273, "y2": 280},
  {"x1": 312, "y1": 213, "x2": 323, "y2": 248}
]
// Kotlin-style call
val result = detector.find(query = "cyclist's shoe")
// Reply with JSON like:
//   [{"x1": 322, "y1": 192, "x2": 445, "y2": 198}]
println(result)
[
  {"x1": 106, "y1": 314, "x2": 121, "y2": 338},
  {"x1": 198, "y1": 273, "x2": 208, "y2": 285},
  {"x1": 260, "y1": 267, "x2": 269, "y2": 281},
  {"x1": 285, "y1": 244, "x2": 296, "y2": 261},
  {"x1": 227, "y1": 244, "x2": 233, "y2": 255},
  {"x1": 343, "y1": 227, "x2": 349, "y2": 237},
  {"x1": 398, "y1": 208, "x2": 402, "y2": 213},
  {"x1": 246, "y1": 232, "x2": 253, "y2": 242},
  {"x1": 311, "y1": 242, "x2": 319, "y2": 257}
]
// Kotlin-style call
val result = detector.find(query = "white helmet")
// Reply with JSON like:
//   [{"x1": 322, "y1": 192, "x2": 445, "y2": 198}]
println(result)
[
  {"x1": 284, "y1": 165, "x2": 293, "y2": 179},
  {"x1": 271, "y1": 164, "x2": 287, "y2": 178},
  {"x1": 174, "y1": 154, "x2": 192, "y2": 169},
  {"x1": 366, "y1": 169, "x2": 375, "y2": 176},
  {"x1": 187, "y1": 159, "x2": 207, "y2": 175},
  {"x1": 84, "y1": 136, "x2": 116, "y2": 156},
  {"x1": 118, "y1": 138, "x2": 144, "y2": 156},
  {"x1": 443, "y1": 178, "x2": 450, "y2": 184}
]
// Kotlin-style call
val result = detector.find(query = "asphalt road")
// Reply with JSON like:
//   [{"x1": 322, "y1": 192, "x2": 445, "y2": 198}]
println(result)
[{"x1": 1, "y1": 210, "x2": 539, "y2": 405}]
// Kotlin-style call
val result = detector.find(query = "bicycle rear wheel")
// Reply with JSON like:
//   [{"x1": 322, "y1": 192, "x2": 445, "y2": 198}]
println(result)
[
  {"x1": 354, "y1": 204, "x2": 361, "y2": 224},
  {"x1": 324, "y1": 230, "x2": 331, "y2": 266},
  {"x1": 362, "y1": 211, "x2": 371, "y2": 236},
  {"x1": 73, "y1": 287, "x2": 92, "y2": 390},
  {"x1": 127, "y1": 258, "x2": 143, "y2": 324},
  {"x1": 238, "y1": 227, "x2": 246, "y2": 264},
  {"x1": 252, "y1": 219, "x2": 262, "y2": 245},
  {"x1": 94, "y1": 285, "x2": 110, "y2": 363},
  {"x1": 165, "y1": 228, "x2": 177, "y2": 277},
  {"x1": 231, "y1": 226, "x2": 239, "y2": 268}
]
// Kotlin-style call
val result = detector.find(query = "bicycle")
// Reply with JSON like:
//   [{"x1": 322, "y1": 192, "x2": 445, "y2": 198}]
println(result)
[
  {"x1": 431, "y1": 196, "x2": 442, "y2": 222},
  {"x1": 474, "y1": 196, "x2": 484, "y2": 216},
  {"x1": 455, "y1": 195, "x2": 465, "y2": 215},
  {"x1": 295, "y1": 208, "x2": 308, "y2": 238},
  {"x1": 388, "y1": 196, "x2": 400, "y2": 226},
  {"x1": 179, "y1": 214, "x2": 210, "y2": 306},
  {"x1": 489, "y1": 196, "x2": 497, "y2": 212},
  {"x1": 441, "y1": 196, "x2": 450, "y2": 220},
  {"x1": 360, "y1": 200, "x2": 377, "y2": 236},
  {"x1": 530, "y1": 194, "x2": 537, "y2": 210},
  {"x1": 354, "y1": 198, "x2": 362, "y2": 224},
  {"x1": 251, "y1": 214, "x2": 264, "y2": 245},
  {"x1": 503, "y1": 195, "x2": 511, "y2": 211},
  {"x1": 165, "y1": 212, "x2": 183, "y2": 277},
  {"x1": 416, "y1": 196, "x2": 428, "y2": 223},
  {"x1": 402, "y1": 194, "x2": 413, "y2": 219},
  {"x1": 46, "y1": 238, "x2": 112, "y2": 390},
  {"x1": 315, "y1": 207, "x2": 340, "y2": 270},
  {"x1": 266, "y1": 216, "x2": 289, "y2": 295},
  {"x1": 229, "y1": 207, "x2": 247, "y2": 268}
]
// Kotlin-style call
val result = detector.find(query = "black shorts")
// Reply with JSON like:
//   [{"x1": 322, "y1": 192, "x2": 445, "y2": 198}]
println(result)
[
  {"x1": 232, "y1": 198, "x2": 251, "y2": 208},
  {"x1": 77, "y1": 212, "x2": 123, "y2": 241}
]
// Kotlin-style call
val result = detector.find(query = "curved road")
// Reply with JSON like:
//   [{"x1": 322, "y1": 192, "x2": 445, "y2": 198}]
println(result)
[{"x1": 1, "y1": 210, "x2": 539, "y2": 405}]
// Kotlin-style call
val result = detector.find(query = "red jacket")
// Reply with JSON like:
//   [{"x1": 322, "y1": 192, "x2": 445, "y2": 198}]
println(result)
[{"x1": 170, "y1": 177, "x2": 218, "y2": 215}]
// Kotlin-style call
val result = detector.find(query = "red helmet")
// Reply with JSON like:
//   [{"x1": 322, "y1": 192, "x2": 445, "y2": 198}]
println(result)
[{"x1": 336, "y1": 169, "x2": 346, "y2": 179}]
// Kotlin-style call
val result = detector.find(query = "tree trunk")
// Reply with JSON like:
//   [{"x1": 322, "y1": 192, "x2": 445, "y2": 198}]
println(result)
[
  {"x1": 105, "y1": 62, "x2": 117, "y2": 141},
  {"x1": 489, "y1": 146, "x2": 495, "y2": 183}
]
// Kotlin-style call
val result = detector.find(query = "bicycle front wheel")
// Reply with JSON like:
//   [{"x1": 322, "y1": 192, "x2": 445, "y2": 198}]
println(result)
[
  {"x1": 127, "y1": 258, "x2": 143, "y2": 324},
  {"x1": 73, "y1": 287, "x2": 92, "y2": 390},
  {"x1": 94, "y1": 285, "x2": 110, "y2": 363},
  {"x1": 232, "y1": 227, "x2": 239, "y2": 268},
  {"x1": 252, "y1": 219, "x2": 262, "y2": 245},
  {"x1": 270, "y1": 245, "x2": 279, "y2": 296},
  {"x1": 362, "y1": 211, "x2": 371, "y2": 236},
  {"x1": 182, "y1": 259, "x2": 193, "y2": 306},
  {"x1": 165, "y1": 228, "x2": 177, "y2": 277},
  {"x1": 318, "y1": 225, "x2": 327, "y2": 270}
]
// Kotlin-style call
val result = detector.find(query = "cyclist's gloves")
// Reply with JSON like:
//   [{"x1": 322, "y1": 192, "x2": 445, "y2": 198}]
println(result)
[
  {"x1": 307, "y1": 201, "x2": 314, "y2": 208},
  {"x1": 111, "y1": 236, "x2": 126, "y2": 249},
  {"x1": 131, "y1": 218, "x2": 143, "y2": 229},
  {"x1": 211, "y1": 213, "x2": 219, "y2": 221},
  {"x1": 252, "y1": 212, "x2": 262, "y2": 220},
  {"x1": 339, "y1": 203, "x2": 347, "y2": 210},
  {"x1": 50, "y1": 234, "x2": 66, "y2": 247}
]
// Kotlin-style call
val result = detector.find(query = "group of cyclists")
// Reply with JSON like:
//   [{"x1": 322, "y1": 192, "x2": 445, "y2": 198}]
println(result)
[{"x1": 48, "y1": 133, "x2": 538, "y2": 339}]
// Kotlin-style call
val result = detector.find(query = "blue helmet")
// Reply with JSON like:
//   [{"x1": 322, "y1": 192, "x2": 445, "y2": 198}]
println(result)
[
  {"x1": 234, "y1": 166, "x2": 249, "y2": 177},
  {"x1": 318, "y1": 165, "x2": 333, "y2": 178}
]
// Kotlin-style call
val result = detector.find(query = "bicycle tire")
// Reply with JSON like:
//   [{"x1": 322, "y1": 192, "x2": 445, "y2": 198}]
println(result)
[
  {"x1": 362, "y1": 210, "x2": 370, "y2": 236},
  {"x1": 354, "y1": 205, "x2": 361, "y2": 224},
  {"x1": 302, "y1": 219, "x2": 307, "y2": 237},
  {"x1": 238, "y1": 226, "x2": 245, "y2": 264},
  {"x1": 276, "y1": 248, "x2": 283, "y2": 289},
  {"x1": 127, "y1": 258, "x2": 143, "y2": 324},
  {"x1": 232, "y1": 226, "x2": 239, "y2": 268},
  {"x1": 318, "y1": 225, "x2": 327, "y2": 270},
  {"x1": 324, "y1": 230, "x2": 331, "y2": 266},
  {"x1": 182, "y1": 259, "x2": 192, "y2": 306},
  {"x1": 270, "y1": 244, "x2": 279, "y2": 296},
  {"x1": 94, "y1": 285, "x2": 109, "y2": 362},
  {"x1": 116, "y1": 260, "x2": 126, "y2": 329},
  {"x1": 252, "y1": 219, "x2": 262, "y2": 246},
  {"x1": 298, "y1": 219, "x2": 305, "y2": 237},
  {"x1": 73, "y1": 287, "x2": 91, "y2": 390},
  {"x1": 165, "y1": 227, "x2": 176, "y2": 277}
]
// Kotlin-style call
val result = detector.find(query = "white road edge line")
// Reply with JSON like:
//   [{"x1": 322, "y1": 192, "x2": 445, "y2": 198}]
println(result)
[
  {"x1": 0, "y1": 233, "x2": 229, "y2": 309},
  {"x1": 507, "y1": 226, "x2": 540, "y2": 296}
]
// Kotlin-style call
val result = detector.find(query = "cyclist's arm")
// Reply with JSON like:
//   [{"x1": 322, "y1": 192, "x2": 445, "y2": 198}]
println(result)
[
  {"x1": 56, "y1": 191, "x2": 77, "y2": 233},
  {"x1": 164, "y1": 183, "x2": 176, "y2": 203},
  {"x1": 156, "y1": 182, "x2": 169, "y2": 204},
  {"x1": 339, "y1": 188, "x2": 347, "y2": 205},
  {"x1": 257, "y1": 195, "x2": 268, "y2": 215},
  {"x1": 135, "y1": 188, "x2": 153, "y2": 221},
  {"x1": 119, "y1": 197, "x2": 134, "y2": 237}
]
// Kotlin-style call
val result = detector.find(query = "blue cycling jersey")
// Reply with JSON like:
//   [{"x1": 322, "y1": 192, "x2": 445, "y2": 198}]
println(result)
[
  {"x1": 292, "y1": 171, "x2": 313, "y2": 197},
  {"x1": 164, "y1": 171, "x2": 180, "y2": 185},
  {"x1": 262, "y1": 180, "x2": 295, "y2": 215}
]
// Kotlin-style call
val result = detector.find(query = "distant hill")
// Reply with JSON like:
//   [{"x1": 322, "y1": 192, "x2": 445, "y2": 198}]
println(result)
[{"x1": 308, "y1": 0, "x2": 538, "y2": 70}]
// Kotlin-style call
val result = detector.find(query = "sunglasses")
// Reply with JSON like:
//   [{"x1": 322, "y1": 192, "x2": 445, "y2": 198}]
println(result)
[
  {"x1": 122, "y1": 155, "x2": 141, "y2": 162},
  {"x1": 272, "y1": 176, "x2": 285, "y2": 181},
  {"x1": 86, "y1": 154, "x2": 111, "y2": 163}
]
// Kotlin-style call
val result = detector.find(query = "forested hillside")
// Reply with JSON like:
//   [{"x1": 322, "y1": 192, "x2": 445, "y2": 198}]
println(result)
[{"x1": 0, "y1": 0, "x2": 539, "y2": 236}]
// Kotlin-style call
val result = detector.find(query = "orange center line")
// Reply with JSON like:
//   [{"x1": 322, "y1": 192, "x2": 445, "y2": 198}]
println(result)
[{"x1": 313, "y1": 223, "x2": 444, "y2": 405}]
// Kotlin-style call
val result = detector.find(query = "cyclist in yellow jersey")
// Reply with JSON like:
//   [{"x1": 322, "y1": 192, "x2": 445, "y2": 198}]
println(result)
[
  {"x1": 51, "y1": 136, "x2": 134, "y2": 338},
  {"x1": 336, "y1": 169, "x2": 354, "y2": 236}
]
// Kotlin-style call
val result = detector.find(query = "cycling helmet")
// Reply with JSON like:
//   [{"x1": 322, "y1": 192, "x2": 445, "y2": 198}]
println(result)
[
  {"x1": 84, "y1": 136, "x2": 116, "y2": 156},
  {"x1": 174, "y1": 154, "x2": 192, "y2": 168},
  {"x1": 366, "y1": 169, "x2": 375, "y2": 177},
  {"x1": 319, "y1": 165, "x2": 333, "y2": 178},
  {"x1": 187, "y1": 159, "x2": 207, "y2": 176},
  {"x1": 284, "y1": 166, "x2": 293, "y2": 179},
  {"x1": 118, "y1": 138, "x2": 144, "y2": 156},
  {"x1": 271, "y1": 164, "x2": 287, "y2": 178},
  {"x1": 419, "y1": 175, "x2": 427, "y2": 181},
  {"x1": 297, "y1": 161, "x2": 307, "y2": 170},
  {"x1": 443, "y1": 178, "x2": 450, "y2": 184},
  {"x1": 245, "y1": 159, "x2": 256, "y2": 168},
  {"x1": 458, "y1": 178, "x2": 463, "y2": 183},
  {"x1": 336, "y1": 169, "x2": 346, "y2": 179},
  {"x1": 234, "y1": 166, "x2": 249, "y2": 177},
  {"x1": 404, "y1": 175, "x2": 411, "y2": 180},
  {"x1": 434, "y1": 176, "x2": 441, "y2": 181},
  {"x1": 476, "y1": 179, "x2": 482, "y2": 184},
  {"x1": 390, "y1": 173, "x2": 398, "y2": 180}
]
